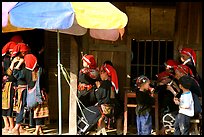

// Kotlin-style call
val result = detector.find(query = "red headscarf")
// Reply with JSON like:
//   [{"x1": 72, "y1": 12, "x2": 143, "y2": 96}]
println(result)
[
  {"x1": 180, "y1": 48, "x2": 196, "y2": 66},
  {"x1": 82, "y1": 54, "x2": 97, "y2": 69},
  {"x1": 10, "y1": 35, "x2": 23, "y2": 44},
  {"x1": 2, "y1": 41, "x2": 17, "y2": 56},
  {"x1": 174, "y1": 64, "x2": 193, "y2": 77},
  {"x1": 156, "y1": 71, "x2": 173, "y2": 82},
  {"x1": 102, "y1": 64, "x2": 119, "y2": 94},
  {"x1": 11, "y1": 43, "x2": 30, "y2": 57},
  {"x1": 24, "y1": 54, "x2": 37, "y2": 71},
  {"x1": 164, "y1": 59, "x2": 179, "y2": 69}
]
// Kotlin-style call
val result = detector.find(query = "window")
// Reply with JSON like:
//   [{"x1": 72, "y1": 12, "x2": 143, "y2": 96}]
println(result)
[{"x1": 131, "y1": 39, "x2": 174, "y2": 87}]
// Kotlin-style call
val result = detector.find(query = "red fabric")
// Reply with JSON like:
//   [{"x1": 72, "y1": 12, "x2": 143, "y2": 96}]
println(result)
[
  {"x1": 164, "y1": 59, "x2": 179, "y2": 68},
  {"x1": 10, "y1": 35, "x2": 23, "y2": 44},
  {"x1": 2, "y1": 41, "x2": 17, "y2": 56},
  {"x1": 82, "y1": 54, "x2": 97, "y2": 69},
  {"x1": 102, "y1": 64, "x2": 119, "y2": 93},
  {"x1": 180, "y1": 48, "x2": 196, "y2": 66},
  {"x1": 174, "y1": 64, "x2": 193, "y2": 76},
  {"x1": 156, "y1": 71, "x2": 173, "y2": 82},
  {"x1": 24, "y1": 54, "x2": 37, "y2": 71},
  {"x1": 11, "y1": 43, "x2": 29, "y2": 57}
]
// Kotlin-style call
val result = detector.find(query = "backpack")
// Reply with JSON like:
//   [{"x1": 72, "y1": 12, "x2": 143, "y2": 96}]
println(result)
[
  {"x1": 192, "y1": 93, "x2": 202, "y2": 117},
  {"x1": 26, "y1": 67, "x2": 43, "y2": 110}
]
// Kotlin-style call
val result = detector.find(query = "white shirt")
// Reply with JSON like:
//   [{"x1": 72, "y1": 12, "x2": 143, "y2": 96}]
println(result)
[{"x1": 179, "y1": 91, "x2": 194, "y2": 117}]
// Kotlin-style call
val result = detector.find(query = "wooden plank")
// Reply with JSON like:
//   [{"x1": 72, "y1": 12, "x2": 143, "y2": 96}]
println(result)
[
  {"x1": 126, "y1": 6, "x2": 150, "y2": 36},
  {"x1": 89, "y1": 44, "x2": 129, "y2": 52},
  {"x1": 68, "y1": 36, "x2": 78, "y2": 134}
]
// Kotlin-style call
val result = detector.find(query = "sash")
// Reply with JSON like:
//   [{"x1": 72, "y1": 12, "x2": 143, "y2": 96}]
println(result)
[
  {"x1": 2, "y1": 82, "x2": 12, "y2": 109},
  {"x1": 13, "y1": 85, "x2": 27, "y2": 113}
]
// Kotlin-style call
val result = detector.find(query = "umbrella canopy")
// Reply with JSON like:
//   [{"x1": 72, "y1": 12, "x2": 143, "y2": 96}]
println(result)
[
  {"x1": 2, "y1": 2, "x2": 128, "y2": 134},
  {"x1": 2, "y1": 2, "x2": 128, "y2": 41}
]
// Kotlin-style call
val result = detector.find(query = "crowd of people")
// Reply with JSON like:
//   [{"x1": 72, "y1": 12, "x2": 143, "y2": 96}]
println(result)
[
  {"x1": 120, "y1": 47, "x2": 202, "y2": 135},
  {"x1": 2, "y1": 35, "x2": 49, "y2": 135},
  {"x1": 76, "y1": 54, "x2": 123, "y2": 135},
  {"x1": 2, "y1": 35, "x2": 202, "y2": 135},
  {"x1": 76, "y1": 47, "x2": 202, "y2": 135}
]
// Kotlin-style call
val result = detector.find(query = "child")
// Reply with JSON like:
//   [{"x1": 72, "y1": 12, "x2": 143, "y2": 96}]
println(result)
[
  {"x1": 173, "y1": 75, "x2": 194, "y2": 135},
  {"x1": 135, "y1": 75, "x2": 155, "y2": 135}
]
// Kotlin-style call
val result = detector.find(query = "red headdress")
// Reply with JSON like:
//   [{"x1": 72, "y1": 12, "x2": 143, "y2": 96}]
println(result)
[
  {"x1": 164, "y1": 59, "x2": 179, "y2": 69},
  {"x1": 179, "y1": 48, "x2": 196, "y2": 66},
  {"x1": 24, "y1": 54, "x2": 37, "y2": 71},
  {"x1": 102, "y1": 64, "x2": 119, "y2": 94},
  {"x1": 10, "y1": 35, "x2": 23, "y2": 44},
  {"x1": 156, "y1": 71, "x2": 174, "y2": 82},
  {"x1": 11, "y1": 43, "x2": 30, "y2": 57},
  {"x1": 174, "y1": 64, "x2": 193, "y2": 77},
  {"x1": 82, "y1": 54, "x2": 97, "y2": 69},
  {"x1": 2, "y1": 41, "x2": 17, "y2": 56}
]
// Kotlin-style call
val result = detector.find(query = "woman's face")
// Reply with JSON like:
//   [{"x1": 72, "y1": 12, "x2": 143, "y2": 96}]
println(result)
[
  {"x1": 180, "y1": 54, "x2": 190, "y2": 62},
  {"x1": 82, "y1": 60, "x2": 89, "y2": 68},
  {"x1": 18, "y1": 51, "x2": 27, "y2": 58},
  {"x1": 175, "y1": 70, "x2": 183, "y2": 80},
  {"x1": 100, "y1": 70, "x2": 108, "y2": 80}
]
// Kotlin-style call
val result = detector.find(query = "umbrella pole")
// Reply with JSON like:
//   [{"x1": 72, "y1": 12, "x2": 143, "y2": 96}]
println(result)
[{"x1": 57, "y1": 29, "x2": 62, "y2": 135}]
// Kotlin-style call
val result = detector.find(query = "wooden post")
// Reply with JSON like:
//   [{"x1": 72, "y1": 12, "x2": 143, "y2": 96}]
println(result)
[{"x1": 68, "y1": 36, "x2": 78, "y2": 134}]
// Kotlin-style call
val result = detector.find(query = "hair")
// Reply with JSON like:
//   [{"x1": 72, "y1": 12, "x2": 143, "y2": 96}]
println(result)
[
  {"x1": 103, "y1": 60, "x2": 113, "y2": 66},
  {"x1": 136, "y1": 75, "x2": 150, "y2": 87},
  {"x1": 178, "y1": 75, "x2": 192, "y2": 89}
]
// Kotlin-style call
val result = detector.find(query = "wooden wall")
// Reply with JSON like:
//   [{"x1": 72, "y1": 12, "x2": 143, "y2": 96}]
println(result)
[
  {"x1": 42, "y1": 2, "x2": 202, "y2": 131},
  {"x1": 174, "y1": 2, "x2": 202, "y2": 77}
]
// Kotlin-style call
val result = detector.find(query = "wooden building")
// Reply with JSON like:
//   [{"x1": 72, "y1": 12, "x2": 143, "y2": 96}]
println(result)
[{"x1": 2, "y1": 2, "x2": 202, "y2": 134}]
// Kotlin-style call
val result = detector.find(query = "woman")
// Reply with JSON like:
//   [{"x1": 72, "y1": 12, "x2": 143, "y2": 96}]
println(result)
[
  {"x1": 78, "y1": 54, "x2": 99, "y2": 107},
  {"x1": 8, "y1": 43, "x2": 30, "y2": 135},
  {"x1": 77, "y1": 63, "x2": 112, "y2": 135},
  {"x1": 2, "y1": 41, "x2": 18, "y2": 133},
  {"x1": 179, "y1": 48, "x2": 202, "y2": 90},
  {"x1": 156, "y1": 71, "x2": 179, "y2": 134},
  {"x1": 10, "y1": 54, "x2": 49, "y2": 135}
]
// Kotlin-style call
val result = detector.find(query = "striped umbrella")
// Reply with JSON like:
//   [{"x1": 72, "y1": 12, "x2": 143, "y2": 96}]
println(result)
[{"x1": 2, "y1": 2, "x2": 128, "y2": 134}]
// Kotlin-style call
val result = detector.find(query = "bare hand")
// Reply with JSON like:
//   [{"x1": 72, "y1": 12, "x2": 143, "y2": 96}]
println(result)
[
  {"x1": 12, "y1": 56, "x2": 20, "y2": 64},
  {"x1": 173, "y1": 97, "x2": 180, "y2": 105},
  {"x1": 95, "y1": 81, "x2": 101, "y2": 88},
  {"x1": 166, "y1": 85, "x2": 173, "y2": 91}
]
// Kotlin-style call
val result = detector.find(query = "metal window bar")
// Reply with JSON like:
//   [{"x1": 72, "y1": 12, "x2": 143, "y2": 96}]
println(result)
[
  {"x1": 136, "y1": 40, "x2": 140, "y2": 78},
  {"x1": 144, "y1": 40, "x2": 147, "y2": 75},
  {"x1": 151, "y1": 41, "x2": 153, "y2": 79},
  {"x1": 158, "y1": 40, "x2": 160, "y2": 74},
  {"x1": 131, "y1": 39, "x2": 173, "y2": 81}
]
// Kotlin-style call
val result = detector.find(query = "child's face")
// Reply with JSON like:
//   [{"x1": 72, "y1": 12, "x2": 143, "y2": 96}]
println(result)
[{"x1": 140, "y1": 81, "x2": 150, "y2": 90}]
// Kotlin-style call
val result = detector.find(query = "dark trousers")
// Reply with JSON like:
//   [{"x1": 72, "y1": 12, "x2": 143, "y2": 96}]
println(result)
[
  {"x1": 16, "y1": 89, "x2": 27, "y2": 124},
  {"x1": 136, "y1": 112, "x2": 152, "y2": 135},
  {"x1": 174, "y1": 113, "x2": 190, "y2": 135}
]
